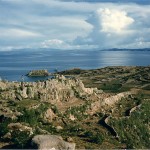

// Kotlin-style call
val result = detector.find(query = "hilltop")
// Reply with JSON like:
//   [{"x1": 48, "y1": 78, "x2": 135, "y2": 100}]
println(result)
[{"x1": 0, "y1": 66, "x2": 150, "y2": 149}]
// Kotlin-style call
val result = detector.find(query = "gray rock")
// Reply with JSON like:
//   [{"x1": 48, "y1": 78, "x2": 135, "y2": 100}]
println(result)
[
  {"x1": 0, "y1": 76, "x2": 97, "y2": 102},
  {"x1": 43, "y1": 108, "x2": 57, "y2": 123},
  {"x1": 8, "y1": 123, "x2": 33, "y2": 135},
  {"x1": 32, "y1": 135, "x2": 75, "y2": 150}
]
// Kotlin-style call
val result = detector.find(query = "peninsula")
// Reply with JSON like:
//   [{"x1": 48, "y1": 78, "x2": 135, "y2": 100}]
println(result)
[{"x1": 0, "y1": 66, "x2": 149, "y2": 149}]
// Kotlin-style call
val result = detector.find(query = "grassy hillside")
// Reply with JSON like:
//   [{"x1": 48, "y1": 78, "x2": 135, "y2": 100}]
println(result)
[{"x1": 0, "y1": 66, "x2": 150, "y2": 149}]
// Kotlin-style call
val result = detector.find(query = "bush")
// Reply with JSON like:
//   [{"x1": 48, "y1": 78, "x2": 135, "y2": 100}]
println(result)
[
  {"x1": 101, "y1": 83, "x2": 122, "y2": 93},
  {"x1": 84, "y1": 131, "x2": 104, "y2": 145},
  {"x1": 84, "y1": 131, "x2": 93, "y2": 137},
  {"x1": 91, "y1": 133, "x2": 104, "y2": 144},
  {"x1": 0, "y1": 118, "x2": 11, "y2": 138},
  {"x1": 26, "y1": 86, "x2": 32, "y2": 95},
  {"x1": 0, "y1": 122, "x2": 9, "y2": 138},
  {"x1": 11, "y1": 130, "x2": 31, "y2": 148},
  {"x1": 65, "y1": 124, "x2": 83, "y2": 136},
  {"x1": 17, "y1": 109, "x2": 39, "y2": 126},
  {"x1": 109, "y1": 100, "x2": 150, "y2": 149}
]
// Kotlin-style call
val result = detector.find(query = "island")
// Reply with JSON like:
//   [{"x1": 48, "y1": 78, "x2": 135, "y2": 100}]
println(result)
[{"x1": 27, "y1": 69, "x2": 50, "y2": 77}]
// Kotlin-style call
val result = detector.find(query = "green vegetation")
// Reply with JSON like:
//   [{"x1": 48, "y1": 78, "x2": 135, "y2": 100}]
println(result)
[
  {"x1": 59, "y1": 66, "x2": 150, "y2": 93},
  {"x1": 90, "y1": 133, "x2": 104, "y2": 144},
  {"x1": 109, "y1": 99, "x2": 150, "y2": 149},
  {"x1": 101, "y1": 82, "x2": 122, "y2": 93},
  {"x1": 16, "y1": 99, "x2": 39, "y2": 108},
  {"x1": 83, "y1": 131, "x2": 104, "y2": 144},
  {"x1": 58, "y1": 68, "x2": 85, "y2": 75},
  {"x1": 0, "y1": 118, "x2": 10, "y2": 139},
  {"x1": 17, "y1": 109, "x2": 39, "y2": 126},
  {"x1": 65, "y1": 104, "x2": 88, "y2": 120},
  {"x1": 11, "y1": 130, "x2": 31, "y2": 148},
  {"x1": 27, "y1": 69, "x2": 49, "y2": 77},
  {"x1": 0, "y1": 66, "x2": 150, "y2": 149}
]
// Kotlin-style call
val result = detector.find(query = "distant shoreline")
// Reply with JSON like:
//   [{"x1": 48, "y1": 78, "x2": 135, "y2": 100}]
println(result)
[
  {"x1": 0, "y1": 65, "x2": 150, "y2": 82},
  {"x1": 0, "y1": 50, "x2": 149, "y2": 82}
]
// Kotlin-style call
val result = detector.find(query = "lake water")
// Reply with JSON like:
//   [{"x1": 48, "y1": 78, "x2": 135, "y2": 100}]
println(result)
[{"x1": 0, "y1": 49, "x2": 150, "y2": 81}]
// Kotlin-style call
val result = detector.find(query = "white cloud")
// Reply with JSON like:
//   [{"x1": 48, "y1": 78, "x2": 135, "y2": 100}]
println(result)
[
  {"x1": 96, "y1": 8, "x2": 134, "y2": 33},
  {"x1": 41, "y1": 39, "x2": 65, "y2": 48},
  {"x1": 74, "y1": 8, "x2": 135, "y2": 48},
  {"x1": 0, "y1": 0, "x2": 150, "y2": 50},
  {"x1": 40, "y1": 39, "x2": 97, "y2": 50},
  {"x1": 74, "y1": 6, "x2": 150, "y2": 49},
  {"x1": 0, "y1": 28, "x2": 41, "y2": 38}
]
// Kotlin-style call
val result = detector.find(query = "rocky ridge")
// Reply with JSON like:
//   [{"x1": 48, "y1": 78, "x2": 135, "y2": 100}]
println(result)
[
  {"x1": 0, "y1": 75, "x2": 97, "y2": 103},
  {"x1": 0, "y1": 67, "x2": 149, "y2": 149}
]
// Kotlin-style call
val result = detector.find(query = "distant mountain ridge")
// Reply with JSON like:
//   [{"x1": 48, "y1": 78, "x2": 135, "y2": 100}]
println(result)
[
  {"x1": 60, "y1": 0, "x2": 150, "y2": 5},
  {"x1": 100, "y1": 48, "x2": 150, "y2": 51}
]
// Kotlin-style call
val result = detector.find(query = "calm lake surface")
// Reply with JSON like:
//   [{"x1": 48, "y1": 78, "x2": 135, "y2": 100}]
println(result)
[{"x1": 0, "y1": 49, "x2": 150, "y2": 81}]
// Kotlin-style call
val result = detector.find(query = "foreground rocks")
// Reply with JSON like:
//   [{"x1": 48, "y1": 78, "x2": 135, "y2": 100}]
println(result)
[
  {"x1": 43, "y1": 108, "x2": 57, "y2": 123},
  {"x1": 8, "y1": 123, "x2": 33, "y2": 136},
  {"x1": 0, "y1": 75, "x2": 136, "y2": 121},
  {"x1": 0, "y1": 75, "x2": 100, "y2": 103},
  {"x1": 32, "y1": 135, "x2": 75, "y2": 150},
  {"x1": 0, "y1": 66, "x2": 149, "y2": 149}
]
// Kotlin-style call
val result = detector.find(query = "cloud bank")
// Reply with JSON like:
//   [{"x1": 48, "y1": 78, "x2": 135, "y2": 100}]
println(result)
[
  {"x1": 0, "y1": 0, "x2": 150, "y2": 50},
  {"x1": 74, "y1": 8, "x2": 135, "y2": 49}
]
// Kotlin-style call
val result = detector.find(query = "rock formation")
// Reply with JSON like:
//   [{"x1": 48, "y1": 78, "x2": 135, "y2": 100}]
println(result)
[
  {"x1": 31, "y1": 135, "x2": 75, "y2": 150},
  {"x1": 0, "y1": 66, "x2": 149, "y2": 149},
  {"x1": 8, "y1": 123, "x2": 33, "y2": 136},
  {"x1": 43, "y1": 108, "x2": 57, "y2": 123},
  {"x1": 102, "y1": 91, "x2": 131, "y2": 107},
  {"x1": 0, "y1": 75, "x2": 98, "y2": 104}
]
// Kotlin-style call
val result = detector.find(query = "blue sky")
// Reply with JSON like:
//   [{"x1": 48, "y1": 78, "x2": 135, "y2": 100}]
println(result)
[{"x1": 0, "y1": 0, "x2": 150, "y2": 51}]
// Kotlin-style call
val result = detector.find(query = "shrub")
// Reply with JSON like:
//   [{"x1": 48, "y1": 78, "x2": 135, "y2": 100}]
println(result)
[
  {"x1": 91, "y1": 133, "x2": 104, "y2": 144},
  {"x1": 26, "y1": 86, "x2": 32, "y2": 95},
  {"x1": 0, "y1": 118, "x2": 11, "y2": 138},
  {"x1": 17, "y1": 109, "x2": 39, "y2": 126},
  {"x1": 109, "y1": 100, "x2": 150, "y2": 149},
  {"x1": 11, "y1": 130, "x2": 31, "y2": 148},
  {"x1": 84, "y1": 131, "x2": 93, "y2": 137}
]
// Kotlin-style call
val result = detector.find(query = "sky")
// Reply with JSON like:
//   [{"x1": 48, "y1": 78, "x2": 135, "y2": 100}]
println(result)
[{"x1": 0, "y1": 0, "x2": 150, "y2": 51}]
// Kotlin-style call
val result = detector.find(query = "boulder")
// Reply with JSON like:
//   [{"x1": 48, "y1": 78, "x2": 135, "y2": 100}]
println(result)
[
  {"x1": 69, "y1": 114, "x2": 76, "y2": 121},
  {"x1": 56, "y1": 126, "x2": 63, "y2": 132},
  {"x1": 66, "y1": 137, "x2": 74, "y2": 142},
  {"x1": 8, "y1": 123, "x2": 33, "y2": 135},
  {"x1": 31, "y1": 135, "x2": 75, "y2": 150},
  {"x1": 43, "y1": 108, "x2": 57, "y2": 123}
]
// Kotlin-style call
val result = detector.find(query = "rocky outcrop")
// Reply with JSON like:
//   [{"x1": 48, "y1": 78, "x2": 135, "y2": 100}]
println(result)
[
  {"x1": 0, "y1": 75, "x2": 98, "y2": 103},
  {"x1": 31, "y1": 135, "x2": 75, "y2": 150},
  {"x1": 8, "y1": 123, "x2": 33, "y2": 135},
  {"x1": 87, "y1": 92, "x2": 132, "y2": 115},
  {"x1": 0, "y1": 107, "x2": 22, "y2": 120},
  {"x1": 102, "y1": 91, "x2": 131, "y2": 107},
  {"x1": 43, "y1": 108, "x2": 57, "y2": 123},
  {"x1": 27, "y1": 70, "x2": 50, "y2": 76}
]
